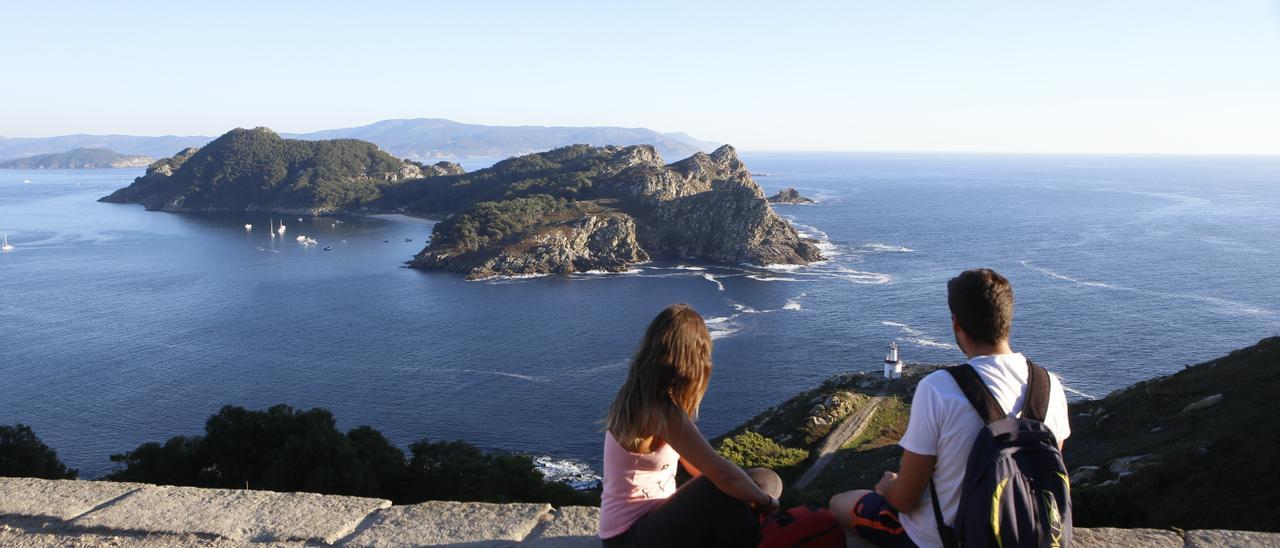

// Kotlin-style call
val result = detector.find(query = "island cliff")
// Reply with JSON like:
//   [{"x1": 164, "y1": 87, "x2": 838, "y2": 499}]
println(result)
[{"x1": 103, "y1": 129, "x2": 824, "y2": 278}]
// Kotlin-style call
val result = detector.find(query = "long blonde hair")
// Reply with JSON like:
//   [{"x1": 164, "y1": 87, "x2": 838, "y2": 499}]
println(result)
[{"x1": 604, "y1": 303, "x2": 713, "y2": 452}]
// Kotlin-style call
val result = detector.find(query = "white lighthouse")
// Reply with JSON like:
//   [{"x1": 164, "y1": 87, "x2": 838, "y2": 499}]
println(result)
[{"x1": 883, "y1": 341, "x2": 903, "y2": 379}]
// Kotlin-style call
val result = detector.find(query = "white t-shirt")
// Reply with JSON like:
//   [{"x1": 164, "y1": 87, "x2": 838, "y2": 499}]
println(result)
[{"x1": 897, "y1": 353, "x2": 1071, "y2": 548}]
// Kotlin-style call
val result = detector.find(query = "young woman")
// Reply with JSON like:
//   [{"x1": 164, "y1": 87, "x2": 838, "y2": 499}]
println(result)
[{"x1": 599, "y1": 303, "x2": 782, "y2": 548}]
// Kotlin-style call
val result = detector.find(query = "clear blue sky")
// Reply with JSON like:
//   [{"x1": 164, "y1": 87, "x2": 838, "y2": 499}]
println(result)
[{"x1": 2, "y1": 1, "x2": 1278, "y2": 153}]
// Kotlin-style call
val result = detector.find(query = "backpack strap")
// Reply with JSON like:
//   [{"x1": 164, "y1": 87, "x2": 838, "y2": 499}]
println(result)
[
  {"x1": 944, "y1": 364, "x2": 1006, "y2": 424},
  {"x1": 930, "y1": 481, "x2": 959, "y2": 548},
  {"x1": 1022, "y1": 360, "x2": 1051, "y2": 422}
]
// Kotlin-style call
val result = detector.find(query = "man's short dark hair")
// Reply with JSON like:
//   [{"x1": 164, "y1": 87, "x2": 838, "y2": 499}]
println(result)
[{"x1": 947, "y1": 269, "x2": 1013, "y2": 345}]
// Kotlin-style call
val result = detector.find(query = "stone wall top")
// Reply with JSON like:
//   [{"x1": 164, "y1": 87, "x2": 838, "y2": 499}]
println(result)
[{"x1": 2, "y1": 478, "x2": 1278, "y2": 546}]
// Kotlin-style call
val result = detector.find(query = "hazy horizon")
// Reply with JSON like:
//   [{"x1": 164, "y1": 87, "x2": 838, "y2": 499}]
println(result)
[{"x1": 3, "y1": 1, "x2": 1279, "y2": 154}]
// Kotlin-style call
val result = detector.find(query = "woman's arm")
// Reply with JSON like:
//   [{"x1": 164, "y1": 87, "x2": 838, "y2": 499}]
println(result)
[
  {"x1": 680, "y1": 457, "x2": 704, "y2": 478},
  {"x1": 660, "y1": 406, "x2": 774, "y2": 511}
]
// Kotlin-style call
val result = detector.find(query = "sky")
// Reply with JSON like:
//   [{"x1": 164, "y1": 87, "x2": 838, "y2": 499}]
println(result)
[{"x1": 2, "y1": 1, "x2": 1279, "y2": 154}]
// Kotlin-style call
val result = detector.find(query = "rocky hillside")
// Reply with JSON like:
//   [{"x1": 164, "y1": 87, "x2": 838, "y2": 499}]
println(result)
[
  {"x1": 0, "y1": 148, "x2": 152, "y2": 169},
  {"x1": 403, "y1": 144, "x2": 824, "y2": 278},
  {"x1": 99, "y1": 128, "x2": 460, "y2": 215},
  {"x1": 724, "y1": 337, "x2": 1280, "y2": 532}
]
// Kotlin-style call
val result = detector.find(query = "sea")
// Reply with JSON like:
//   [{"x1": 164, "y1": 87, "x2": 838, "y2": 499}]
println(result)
[{"x1": 2, "y1": 153, "x2": 1278, "y2": 484}]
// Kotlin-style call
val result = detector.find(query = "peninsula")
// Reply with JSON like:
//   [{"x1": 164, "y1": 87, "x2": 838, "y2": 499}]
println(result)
[
  {"x1": 100, "y1": 128, "x2": 824, "y2": 278},
  {"x1": 0, "y1": 148, "x2": 152, "y2": 169}
]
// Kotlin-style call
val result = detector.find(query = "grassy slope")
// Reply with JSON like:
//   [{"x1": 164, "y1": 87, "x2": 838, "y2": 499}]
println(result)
[{"x1": 723, "y1": 337, "x2": 1280, "y2": 531}]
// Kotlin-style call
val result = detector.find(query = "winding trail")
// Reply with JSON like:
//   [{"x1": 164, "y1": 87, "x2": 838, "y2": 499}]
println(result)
[{"x1": 795, "y1": 391, "x2": 887, "y2": 490}]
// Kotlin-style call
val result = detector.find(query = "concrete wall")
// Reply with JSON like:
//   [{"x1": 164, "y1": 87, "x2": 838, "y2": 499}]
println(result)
[{"x1": 2, "y1": 478, "x2": 1277, "y2": 547}]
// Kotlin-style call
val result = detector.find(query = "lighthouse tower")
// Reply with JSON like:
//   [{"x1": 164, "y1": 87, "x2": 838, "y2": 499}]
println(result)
[{"x1": 883, "y1": 341, "x2": 903, "y2": 379}]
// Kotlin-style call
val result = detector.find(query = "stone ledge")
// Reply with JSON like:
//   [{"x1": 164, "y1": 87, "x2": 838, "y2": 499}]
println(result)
[{"x1": 4, "y1": 478, "x2": 1279, "y2": 546}]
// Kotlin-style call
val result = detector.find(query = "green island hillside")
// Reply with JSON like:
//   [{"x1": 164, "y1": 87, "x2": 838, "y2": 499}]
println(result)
[
  {"x1": 716, "y1": 337, "x2": 1280, "y2": 533},
  {"x1": 0, "y1": 148, "x2": 152, "y2": 169},
  {"x1": 100, "y1": 128, "x2": 823, "y2": 278}
]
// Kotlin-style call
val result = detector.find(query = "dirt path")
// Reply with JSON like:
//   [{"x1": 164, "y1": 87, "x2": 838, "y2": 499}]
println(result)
[{"x1": 794, "y1": 393, "x2": 886, "y2": 490}]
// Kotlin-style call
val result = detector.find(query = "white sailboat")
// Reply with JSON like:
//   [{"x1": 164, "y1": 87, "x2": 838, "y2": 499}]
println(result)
[
  {"x1": 276, "y1": 220, "x2": 287, "y2": 236},
  {"x1": 244, "y1": 223, "x2": 253, "y2": 231},
  {"x1": 1, "y1": 234, "x2": 13, "y2": 251},
  {"x1": 269, "y1": 218, "x2": 275, "y2": 238}
]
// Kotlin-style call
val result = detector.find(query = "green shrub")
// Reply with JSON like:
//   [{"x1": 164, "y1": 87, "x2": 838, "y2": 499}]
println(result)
[{"x1": 717, "y1": 431, "x2": 808, "y2": 470}]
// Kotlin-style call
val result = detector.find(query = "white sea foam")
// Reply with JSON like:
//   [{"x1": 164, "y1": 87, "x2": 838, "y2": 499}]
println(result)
[
  {"x1": 673, "y1": 265, "x2": 707, "y2": 271},
  {"x1": 577, "y1": 268, "x2": 644, "y2": 276},
  {"x1": 704, "y1": 315, "x2": 740, "y2": 339},
  {"x1": 760, "y1": 263, "x2": 805, "y2": 272},
  {"x1": 1020, "y1": 260, "x2": 1115, "y2": 289},
  {"x1": 575, "y1": 360, "x2": 629, "y2": 375},
  {"x1": 861, "y1": 243, "x2": 915, "y2": 253},
  {"x1": 702, "y1": 273, "x2": 725, "y2": 291},
  {"x1": 746, "y1": 275, "x2": 800, "y2": 282},
  {"x1": 783, "y1": 299, "x2": 803, "y2": 311},
  {"x1": 827, "y1": 268, "x2": 893, "y2": 284},
  {"x1": 438, "y1": 368, "x2": 545, "y2": 383},
  {"x1": 533, "y1": 456, "x2": 601, "y2": 490},
  {"x1": 1020, "y1": 260, "x2": 1273, "y2": 316},
  {"x1": 1061, "y1": 383, "x2": 1099, "y2": 400},
  {"x1": 881, "y1": 320, "x2": 957, "y2": 350}
]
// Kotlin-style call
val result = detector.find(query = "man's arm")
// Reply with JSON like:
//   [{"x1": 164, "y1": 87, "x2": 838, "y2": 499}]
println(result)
[{"x1": 876, "y1": 449, "x2": 936, "y2": 512}]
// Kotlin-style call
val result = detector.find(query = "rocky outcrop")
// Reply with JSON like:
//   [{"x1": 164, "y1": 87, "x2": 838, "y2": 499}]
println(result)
[
  {"x1": 767, "y1": 187, "x2": 816, "y2": 204},
  {"x1": 411, "y1": 213, "x2": 649, "y2": 279},
  {"x1": 413, "y1": 144, "x2": 824, "y2": 278}
]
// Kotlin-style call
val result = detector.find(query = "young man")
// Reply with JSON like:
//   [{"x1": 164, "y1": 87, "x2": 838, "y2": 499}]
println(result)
[{"x1": 829, "y1": 268, "x2": 1072, "y2": 547}]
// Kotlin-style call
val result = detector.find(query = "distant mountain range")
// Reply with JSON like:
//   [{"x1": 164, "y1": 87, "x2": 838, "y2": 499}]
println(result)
[
  {"x1": 0, "y1": 119, "x2": 719, "y2": 163},
  {"x1": 0, "y1": 148, "x2": 153, "y2": 169}
]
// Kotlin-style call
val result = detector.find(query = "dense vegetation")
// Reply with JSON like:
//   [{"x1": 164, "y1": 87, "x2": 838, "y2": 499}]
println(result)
[
  {"x1": 430, "y1": 195, "x2": 573, "y2": 251},
  {"x1": 0, "y1": 148, "x2": 151, "y2": 169},
  {"x1": 382, "y1": 144, "x2": 631, "y2": 215},
  {"x1": 0, "y1": 424, "x2": 77, "y2": 479},
  {"x1": 102, "y1": 404, "x2": 593, "y2": 506},
  {"x1": 102, "y1": 128, "x2": 424, "y2": 212}
]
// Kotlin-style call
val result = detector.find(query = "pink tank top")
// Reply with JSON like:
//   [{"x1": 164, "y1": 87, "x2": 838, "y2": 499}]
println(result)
[{"x1": 598, "y1": 430, "x2": 680, "y2": 539}]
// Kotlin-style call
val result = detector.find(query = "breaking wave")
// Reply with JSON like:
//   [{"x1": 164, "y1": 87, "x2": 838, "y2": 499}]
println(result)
[{"x1": 533, "y1": 456, "x2": 601, "y2": 490}]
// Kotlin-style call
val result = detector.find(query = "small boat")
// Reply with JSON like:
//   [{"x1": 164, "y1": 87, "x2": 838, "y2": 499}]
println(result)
[
  {"x1": 323, "y1": 246, "x2": 333, "y2": 251},
  {"x1": 1, "y1": 234, "x2": 13, "y2": 251},
  {"x1": 276, "y1": 220, "x2": 286, "y2": 235},
  {"x1": 296, "y1": 235, "x2": 307, "y2": 242},
  {"x1": 383, "y1": 240, "x2": 390, "y2": 243},
  {"x1": 269, "y1": 218, "x2": 275, "y2": 238},
  {"x1": 296, "y1": 217, "x2": 304, "y2": 222},
  {"x1": 22, "y1": 179, "x2": 31, "y2": 184},
  {"x1": 334, "y1": 220, "x2": 344, "y2": 224},
  {"x1": 244, "y1": 224, "x2": 253, "y2": 231},
  {"x1": 404, "y1": 238, "x2": 413, "y2": 242}
]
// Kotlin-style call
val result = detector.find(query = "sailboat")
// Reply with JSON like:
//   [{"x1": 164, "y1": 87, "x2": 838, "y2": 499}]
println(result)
[
  {"x1": 269, "y1": 218, "x2": 275, "y2": 238},
  {"x1": 1, "y1": 234, "x2": 13, "y2": 251},
  {"x1": 276, "y1": 220, "x2": 287, "y2": 236}
]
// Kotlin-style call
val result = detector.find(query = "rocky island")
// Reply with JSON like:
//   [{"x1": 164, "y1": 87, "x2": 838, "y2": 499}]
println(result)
[
  {"x1": 0, "y1": 148, "x2": 152, "y2": 169},
  {"x1": 101, "y1": 128, "x2": 824, "y2": 278},
  {"x1": 766, "y1": 187, "x2": 816, "y2": 204}
]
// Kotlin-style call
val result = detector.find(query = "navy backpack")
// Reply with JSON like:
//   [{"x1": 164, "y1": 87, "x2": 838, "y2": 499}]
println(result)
[{"x1": 931, "y1": 361, "x2": 1072, "y2": 548}]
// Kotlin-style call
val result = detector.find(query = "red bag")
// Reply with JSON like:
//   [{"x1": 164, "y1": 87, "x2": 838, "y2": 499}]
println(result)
[{"x1": 759, "y1": 504, "x2": 846, "y2": 548}]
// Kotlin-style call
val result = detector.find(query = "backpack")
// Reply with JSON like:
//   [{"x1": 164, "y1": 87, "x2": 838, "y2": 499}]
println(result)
[
  {"x1": 930, "y1": 361, "x2": 1072, "y2": 548},
  {"x1": 758, "y1": 504, "x2": 845, "y2": 548}
]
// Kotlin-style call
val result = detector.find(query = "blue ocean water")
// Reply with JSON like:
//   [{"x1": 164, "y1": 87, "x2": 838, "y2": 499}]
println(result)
[{"x1": 1, "y1": 153, "x2": 1278, "y2": 480}]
